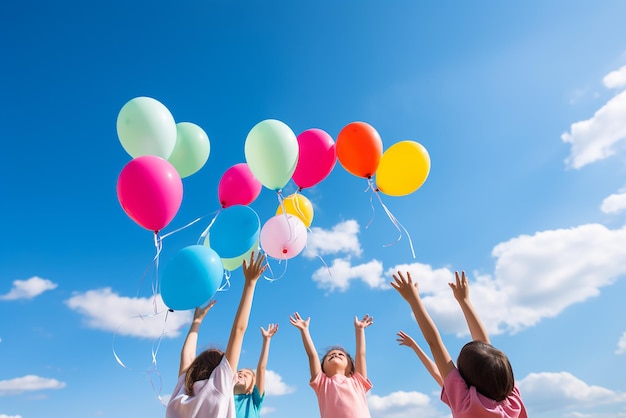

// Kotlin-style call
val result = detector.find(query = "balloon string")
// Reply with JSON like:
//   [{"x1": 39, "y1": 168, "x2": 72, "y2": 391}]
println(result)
[
  {"x1": 197, "y1": 209, "x2": 222, "y2": 245},
  {"x1": 276, "y1": 190, "x2": 295, "y2": 240},
  {"x1": 112, "y1": 308, "x2": 171, "y2": 406},
  {"x1": 216, "y1": 270, "x2": 231, "y2": 293},
  {"x1": 305, "y1": 227, "x2": 333, "y2": 278},
  {"x1": 372, "y1": 190, "x2": 416, "y2": 259},
  {"x1": 364, "y1": 178, "x2": 378, "y2": 230},
  {"x1": 292, "y1": 189, "x2": 308, "y2": 226},
  {"x1": 161, "y1": 214, "x2": 208, "y2": 240}
]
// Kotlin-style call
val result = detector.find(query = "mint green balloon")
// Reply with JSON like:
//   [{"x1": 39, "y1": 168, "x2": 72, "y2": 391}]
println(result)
[
  {"x1": 244, "y1": 119, "x2": 299, "y2": 190},
  {"x1": 116, "y1": 97, "x2": 177, "y2": 159},
  {"x1": 168, "y1": 122, "x2": 211, "y2": 178}
]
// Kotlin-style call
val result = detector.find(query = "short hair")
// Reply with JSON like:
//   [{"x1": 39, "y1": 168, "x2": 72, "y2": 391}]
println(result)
[
  {"x1": 320, "y1": 346, "x2": 355, "y2": 376},
  {"x1": 184, "y1": 349, "x2": 224, "y2": 396},
  {"x1": 457, "y1": 341, "x2": 515, "y2": 402}
]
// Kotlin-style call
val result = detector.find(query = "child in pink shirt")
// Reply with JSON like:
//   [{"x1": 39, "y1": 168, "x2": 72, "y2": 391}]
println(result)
[
  {"x1": 289, "y1": 312, "x2": 373, "y2": 418},
  {"x1": 392, "y1": 270, "x2": 527, "y2": 418}
]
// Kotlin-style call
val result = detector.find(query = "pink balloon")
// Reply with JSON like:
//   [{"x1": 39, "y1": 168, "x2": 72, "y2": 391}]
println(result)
[
  {"x1": 218, "y1": 163, "x2": 262, "y2": 208},
  {"x1": 260, "y1": 214, "x2": 307, "y2": 260},
  {"x1": 117, "y1": 155, "x2": 183, "y2": 232},
  {"x1": 292, "y1": 128, "x2": 337, "y2": 189}
]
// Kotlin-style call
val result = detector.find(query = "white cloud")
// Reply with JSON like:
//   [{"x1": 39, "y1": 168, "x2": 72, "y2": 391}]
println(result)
[
  {"x1": 617, "y1": 332, "x2": 626, "y2": 355},
  {"x1": 0, "y1": 375, "x2": 66, "y2": 396},
  {"x1": 562, "y1": 89, "x2": 626, "y2": 169},
  {"x1": 603, "y1": 65, "x2": 626, "y2": 89},
  {"x1": 312, "y1": 258, "x2": 385, "y2": 292},
  {"x1": 304, "y1": 220, "x2": 362, "y2": 259},
  {"x1": 65, "y1": 288, "x2": 192, "y2": 339},
  {"x1": 0, "y1": 414, "x2": 22, "y2": 418},
  {"x1": 385, "y1": 224, "x2": 626, "y2": 336},
  {"x1": 368, "y1": 390, "x2": 447, "y2": 418},
  {"x1": 601, "y1": 191, "x2": 626, "y2": 214},
  {"x1": 264, "y1": 370, "x2": 295, "y2": 396},
  {"x1": 0, "y1": 277, "x2": 57, "y2": 300},
  {"x1": 519, "y1": 372, "x2": 626, "y2": 414}
]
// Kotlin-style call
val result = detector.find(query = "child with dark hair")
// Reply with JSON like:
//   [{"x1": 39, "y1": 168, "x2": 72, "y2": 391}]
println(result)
[
  {"x1": 166, "y1": 252, "x2": 267, "y2": 418},
  {"x1": 392, "y1": 270, "x2": 527, "y2": 417},
  {"x1": 289, "y1": 312, "x2": 374, "y2": 418}
]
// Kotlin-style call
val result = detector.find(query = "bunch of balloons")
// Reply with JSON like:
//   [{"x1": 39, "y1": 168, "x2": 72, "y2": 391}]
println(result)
[{"x1": 115, "y1": 100, "x2": 431, "y2": 311}]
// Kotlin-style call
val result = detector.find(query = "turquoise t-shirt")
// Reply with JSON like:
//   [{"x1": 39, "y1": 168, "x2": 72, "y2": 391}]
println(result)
[{"x1": 234, "y1": 385, "x2": 264, "y2": 418}]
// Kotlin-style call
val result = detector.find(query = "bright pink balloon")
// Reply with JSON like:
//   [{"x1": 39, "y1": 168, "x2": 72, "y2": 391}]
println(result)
[
  {"x1": 218, "y1": 163, "x2": 262, "y2": 208},
  {"x1": 117, "y1": 155, "x2": 183, "y2": 232},
  {"x1": 292, "y1": 128, "x2": 337, "y2": 189},
  {"x1": 260, "y1": 214, "x2": 307, "y2": 260}
]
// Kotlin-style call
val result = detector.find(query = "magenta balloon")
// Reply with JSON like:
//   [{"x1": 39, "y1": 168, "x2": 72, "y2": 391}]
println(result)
[
  {"x1": 292, "y1": 128, "x2": 337, "y2": 189},
  {"x1": 218, "y1": 163, "x2": 262, "y2": 208},
  {"x1": 260, "y1": 214, "x2": 308, "y2": 260},
  {"x1": 116, "y1": 156, "x2": 183, "y2": 232}
]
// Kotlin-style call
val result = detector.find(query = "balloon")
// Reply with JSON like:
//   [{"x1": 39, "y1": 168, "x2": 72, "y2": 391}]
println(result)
[
  {"x1": 244, "y1": 119, "x2": 299, "y2": 190},
  {"x1": 208, "y1": 205, "x2": 260, "y2": 259},
  {"x1": 116, "y1": 156, "x2": 183, "y2": 232},
  {"x1": 260, "y1": 214, "x2": 307, "y2": 260},
  {"x1": 205, "y1": 237, "x2": 259, "y2": 271},
  {"x1": 167, "y1": 122, "x2": 210, "y2": 178},
  {"x1": 276, "y1": 193, "x2": 314, "y2": 228},
  {"x1": 160, "y1": 245, "x2": 224, "y2": 311},
  {"x1": 217, "y1": 163, "x2": 262, "y2": 208},
  {"x1": 376, "y1": 141, "x2": 431, "y2": 196},
  {"x1": 116, "y1": 97, "x2": 177, "y2": 159},
  {"x1": 336, "y1": 121, "x2": 383, "y2": 178},
  {"x1": 292, "y1": 128, "x2": 336, "y2": 189}
]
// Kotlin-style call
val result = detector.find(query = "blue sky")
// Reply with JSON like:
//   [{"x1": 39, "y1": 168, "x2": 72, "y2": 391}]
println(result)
[{"x1": 2, "y1": 1, "x2": 626, "y2": 417}]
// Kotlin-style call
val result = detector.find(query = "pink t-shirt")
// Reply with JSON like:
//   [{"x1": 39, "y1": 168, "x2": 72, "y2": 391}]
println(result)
[
  {"x1": 166, "y1": 356, "x2": 236, "y2": 418},
  {"x1": 441, "y1": 368, "x2": 528, "y2": 418},
  {"x1": 310, "y1": 371, "x2": 373, "y2": 418}
]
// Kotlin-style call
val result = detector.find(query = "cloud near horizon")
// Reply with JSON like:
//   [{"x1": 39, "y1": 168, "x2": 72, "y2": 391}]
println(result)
[
  {"x1": 0, "y1": 375, "x2": 66, "y2": 396},
  {"x1": 0, "y1": 277, "x2": 57, "y2": 301}
]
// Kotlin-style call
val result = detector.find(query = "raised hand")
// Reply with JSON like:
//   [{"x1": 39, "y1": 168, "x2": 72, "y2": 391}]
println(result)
[
  {"x1": 261, "y1": 323, "x2": 279, "y2": 339},
  {"x1": 396, "y1": 330, "x2": 419, "y2": 350},
  {"x1": 354, "y1": 314, "x2": 374, "y2": 330},
  {"x1": 242, "y1": 251, "x2": 267, "y2": 283},
  {"x1": 390, "y1": 271, "x2": 420, "y2": 301},
  {"x1": 193, "y1": 299, "x2": 218, "y2": 323},
  {"x1": 448, "y1": 270, "x2": 469, "y2": 303},
  {"x1": 289, "y1": 312, "x2": 310, "y2": 331}
]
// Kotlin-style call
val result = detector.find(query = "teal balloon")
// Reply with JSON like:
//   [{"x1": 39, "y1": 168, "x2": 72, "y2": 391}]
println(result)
[
  {"x1": 168, "y1": 122, "x2": 211, "y2": 178},
  {"x1": 244, "y1": 119, "x2": 298, "y2": 190},
  {"x1": 160, "y1": 245, "x2": 224, "y2": 311},
  {"x1": 116, "y1": 96, "x2": 177, "y2": 159},
  {"x1": 208, "y1": 205, "x2": 260, "y2": 259}
]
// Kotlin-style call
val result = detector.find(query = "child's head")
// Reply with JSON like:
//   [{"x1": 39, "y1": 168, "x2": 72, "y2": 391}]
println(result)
[
  {"x1": 234, "y1": 368, "x2": 256, "y2": 395},
  {"x1": 457, "y1": 341, "x2": 515, "y2": 401},
  {"x1": 185, "y1": 349, "x2": 224, "y2": 395},
  {"x1": 320, "y1": 346, "x2": 355, "y2": 377}
]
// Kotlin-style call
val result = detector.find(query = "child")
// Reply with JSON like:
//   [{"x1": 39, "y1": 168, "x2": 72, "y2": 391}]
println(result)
[
  {"x1": 391, "y1": 270, "x2": 527, "y2": 418},
  {"x1": 289, "y1": 312, "x2": 373, "y2": 418},
  {"x1": 234, "y1": 323, "x2": 279, "y2": 418},
  {"x1": 166, "y1": 251, "x2": 267, "y2": 418}
]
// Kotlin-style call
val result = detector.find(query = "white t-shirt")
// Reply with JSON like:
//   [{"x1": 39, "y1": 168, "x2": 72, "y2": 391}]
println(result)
[{"x1": 166, "y1": 355, "x2": 236, "y2": 418}]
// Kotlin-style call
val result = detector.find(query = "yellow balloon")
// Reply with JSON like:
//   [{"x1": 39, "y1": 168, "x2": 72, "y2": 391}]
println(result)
[
  {"x1": 375, "y1": 141, "x2": 430, "y2": 196},
  {"x1": 276, "y1": 193, "x2": 314, "y2": 228}
]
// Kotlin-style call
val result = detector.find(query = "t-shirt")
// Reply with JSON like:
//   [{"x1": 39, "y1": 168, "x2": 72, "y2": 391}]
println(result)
[
  {"x1": 166, "y1": 356, "x2": 236, "y2": 418},
  {"x1": 310, "y1": 371, "x2": 373, "y2": 418},
  {"x1": 441, "y1": 368, "x2": 528, "y2": 418},
  {"x1": 234, "y1": 385, "x2": 264, "y2": 418}
]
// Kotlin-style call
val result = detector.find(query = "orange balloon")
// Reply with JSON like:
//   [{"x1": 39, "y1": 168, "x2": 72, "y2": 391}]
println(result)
[{"x1": 336, "y1": 122, "x2": 383, "y2": 178}]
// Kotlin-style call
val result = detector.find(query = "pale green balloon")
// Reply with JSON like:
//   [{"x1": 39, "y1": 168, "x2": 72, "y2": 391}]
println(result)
[
  {"x1": 244, "y1": 119, "x2": 299, "y2": 190},
  {"x1": 168, "y1": 122, "x2": 211, "y2": 178},
  {"x1": 116, "y1": 97, "x2": 177, "y2": 159},
  {"x1": 204, "y1": 235, "x2": 259, "y2": 272}
]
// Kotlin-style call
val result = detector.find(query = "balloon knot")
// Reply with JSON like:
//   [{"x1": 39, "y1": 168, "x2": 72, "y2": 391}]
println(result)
[
  {"x1": 168, "y1": 309, "x2": 174, "y2": 312},
  {"x1": 282, "y1": 249, "x2": 288, "y2": 254}
]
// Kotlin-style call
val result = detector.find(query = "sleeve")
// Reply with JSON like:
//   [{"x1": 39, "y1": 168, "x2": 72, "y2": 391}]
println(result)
[
  {"x1": 252, "y1": 385, "x2": 265, "y2": 408},
  {"x1": 440, "y1": 368, "x2": 470, "y2": 409},
  {"x1": 352, "y1": 372, "x2": 373, "y2": 393},
  {"x1": 211, "y1": 355, "x2": 235, "y2": 395}
]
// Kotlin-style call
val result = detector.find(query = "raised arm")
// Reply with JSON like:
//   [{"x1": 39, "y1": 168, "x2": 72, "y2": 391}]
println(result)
[
  {"x1": 289, "y1": 312, "x2": 321, "y2": 381},
  {"x1": 178, "y1": 300, "x2": 218, "y2": 376},
  {"x1": 354, "y1": 314, "x2": 373, "y2": 378},
  {"x1": 397, "y1": 330, "x2": 443, "y2": 387},
  {"x1": 391, "y1": 271, "x2": 455, "y2": 380},
  {"x1": 225, "y1": 251, "x2": 266, "y2": 374},
  {"x1": 449, "y1": 271, "x2": 490, "y2": 344},
  {"x1": 255, "y1": 323, "x2": 278, "y2": 395}
]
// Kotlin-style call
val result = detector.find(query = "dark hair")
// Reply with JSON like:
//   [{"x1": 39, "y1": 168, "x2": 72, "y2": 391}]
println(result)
[
  {"x1": 457, "y1": 341, "x2": 515, "y2": 402},
  {"x1": 184, "y1": 349, "x2": 224, "y2": 395},
  {"x1": 320, "y1": 346, "x2": 355, "y2": 376}
]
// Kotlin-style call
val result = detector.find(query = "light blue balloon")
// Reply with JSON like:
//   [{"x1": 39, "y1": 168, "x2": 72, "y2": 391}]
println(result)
[
  {"x1": 160, "y1": 245, "x2": 224, "y2": 311},
  {"x1": 208, "y1": 205, "x2": 260, "y2": 259}
]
